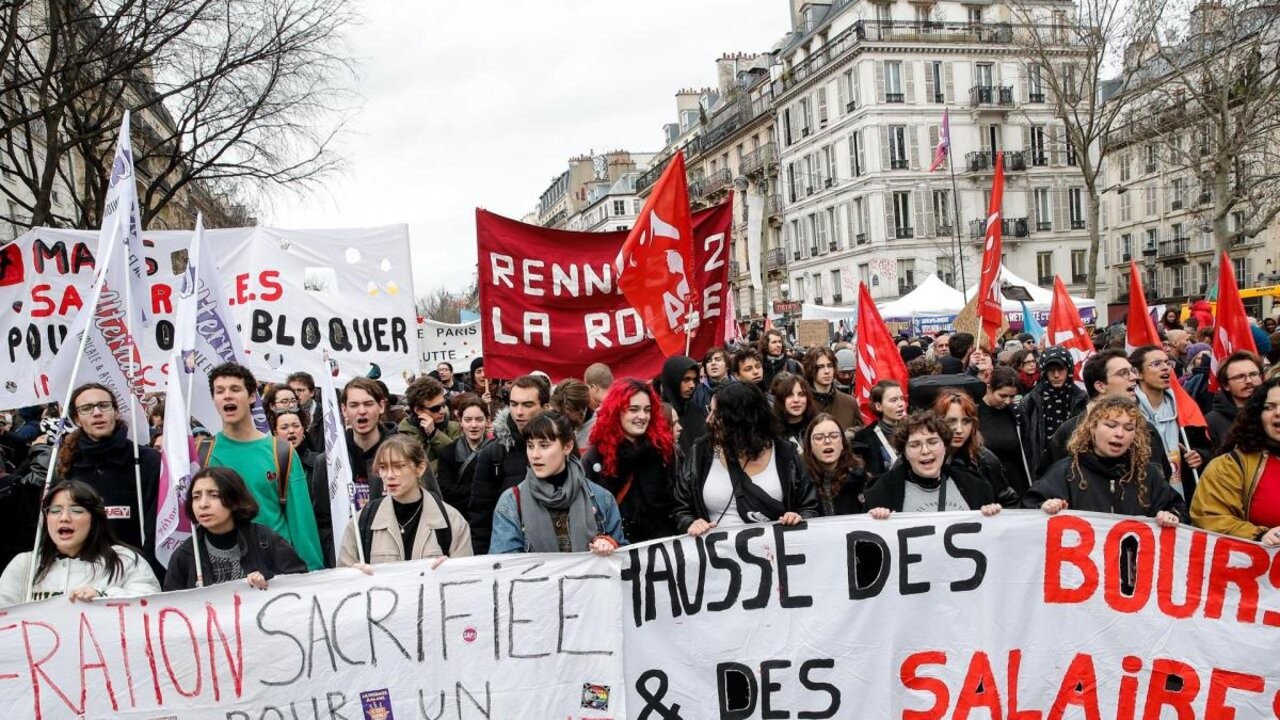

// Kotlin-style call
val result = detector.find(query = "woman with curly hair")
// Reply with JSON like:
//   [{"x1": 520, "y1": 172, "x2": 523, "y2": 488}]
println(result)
[
  {"x1": 933, "y1": 391, "x2": 1019, "y2": 507},
  {"x1": 1191, "y1": 377, "x2": 1280, "y2": 543},
  {"x1": 674, "y1": 382, "x2": 818, "y2": 535},
  {"x1": 802, "y1": 413, "x2": 866, "y2": 516},
  {"x1": 583, "y1": 379, "x2": 678, "y2": 542},
  {"x1": 1025, "y1": 395, "x2": 1184, "y2": 525},
  {"x1": 771, "y1": 372, "x2": 817, "y2": 454},
  {"x1": 864, "y1": 412, "x2": 1003, "y2": 518}
]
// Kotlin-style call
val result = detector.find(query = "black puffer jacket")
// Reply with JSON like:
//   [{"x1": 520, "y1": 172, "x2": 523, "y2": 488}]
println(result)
[
  {"x1": 1205, "y1": 390, "x2": 1241, "y2": 453},
  {"x1": 673, "y1": 438, "x2": 819, "y2": 531},
  {"x1": 163, "y1": 522, "x2": 308, "y2": 591},
  {"x1": 1047, "y1": 410, "x2": 1170, "y2": 483},
  {"x1": 951, "y1": 447, "x2": 1019, "y2": 507},
  {"x1": 436, "y1": 434, "x2": 492, "y2": 513},
  {"x1": 468, "y1": 409, "x2": 529, "y2": 554},
  {"x1": 1024, "y1": 453, "x2": 1186, "y2": 521},
  {"x1": 583, "y1": 437, "x2": 678, "y2": 543}
]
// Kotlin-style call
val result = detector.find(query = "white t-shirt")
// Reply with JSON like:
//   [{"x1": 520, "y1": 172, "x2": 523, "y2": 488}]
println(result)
[
  {"x1": 702, "y1": 449, "x2": 783, "y2": 527},
  {"x1": 901, "y1": 477, "x2": 970, "y2": 513}
]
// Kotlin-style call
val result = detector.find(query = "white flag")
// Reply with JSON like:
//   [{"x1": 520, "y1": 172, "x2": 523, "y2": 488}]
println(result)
[
  {"x1": 156, "y1": 352, "x2": 198, "y2": 565},
  {"x1": 112, "y1": 110, "x2": 152, "y2": 327},
  {"x1": 320, "y1": 353, "x2": 356, "y2": 562}
]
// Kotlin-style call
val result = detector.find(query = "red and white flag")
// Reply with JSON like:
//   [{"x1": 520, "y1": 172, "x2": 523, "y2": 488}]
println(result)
[
  {"x1": 1046, "y1": 275, "x2": 1095, "y2": 385},
  {"x1": 974, "y1": 152, "x2": 1005, "y2": 348},
  {"x1": 1209, "y1": 251, "x2": 1258, "y2": 392},
  {"x1": 928, "y1": 108, "x2": 951, "y2": 172},
  {"x1": 854, "y1": 282, "x2": 909, "y2": 425},
  {"x1": 1125, "y1": 261, "x2": 1163, "y2": 351},
  {"x1": 616, "y1": 151, "x2": 699, "y2": 356}
]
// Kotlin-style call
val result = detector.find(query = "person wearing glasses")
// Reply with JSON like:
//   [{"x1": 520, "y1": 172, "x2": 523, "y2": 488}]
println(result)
[
  {"x1": 23, "y1": 383, "x2": 164, "y2": 579},
  {"x1": 1206, "y1": 351, "x2": 1265, "y2": 453},
  {"x1": 1130, "y1": 345, "x2": 1211, "y2": 501},
  {"x1": 339, "y1": 436, "x2": 472, "y2": 568},
  {"x1": 864, "y1": 412, "x2": 1003, "y2": 518},
  {"x1": 801, "y1": 413, "x2": 865, "y2": 516},
  {"x1": 0, "y1": 480, "x2": 160, "y2": 607},
  {"x1": 399, "y1": 376, "x2": 460, "y2": 476},
  {"x1": 264, "y1": 384, "x2": 302, "y2": 418}
]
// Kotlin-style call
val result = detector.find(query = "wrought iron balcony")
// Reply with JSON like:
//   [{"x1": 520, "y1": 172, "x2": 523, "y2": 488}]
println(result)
[
  {"x1": 1158, "y1": 238, "x2": 1189, "y2": 262},
  {"x1": 968, "y1": 217, "x2": 1029, "y2": 239},
  {"x1": 765, "y1": 247, "x2": 786, "y2": 271},
  {"x1": 970, "y1": 85, "x2": 1014, "y2": 108},
  {"x1": 702, "y1": 168, "x2": 732, "y2": 197},
  {"x1": 740, "y1": 144, "x2": 777, "y2": 176},
  {"x1": 965, "y1": 150, "x2": 1026, "y2": 172},
  {"x1": 766, "y1": 194, "x2": 784, "y2": 217}
]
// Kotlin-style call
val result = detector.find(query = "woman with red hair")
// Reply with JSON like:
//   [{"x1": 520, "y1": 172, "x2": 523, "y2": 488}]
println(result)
[
  {"x1": 583, "y1": 378, "x2": 678, "y2": 542},
  {"x1": 932, "y1": 390, "x2": 1019, "y2": 507}
]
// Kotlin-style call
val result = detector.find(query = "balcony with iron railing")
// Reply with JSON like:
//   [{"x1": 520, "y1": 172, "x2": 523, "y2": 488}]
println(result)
[
  {"x1": 969, "y1": 217, "x2": 1030, "y2": 239},
  {"x1": 702, "y1": 168, "x2": 732, "y2": 197},
  {"x1": 636, "y1": 159, "x2": 666, "y2": 195},
  {"x1": 966, "y1": 150, "x2": 1026, "y2": 172},
  {"x1": 766, "y1": 194, "x2": 784, "y2": 217},
  {"x1": 765, "y1": 247, "x2": 786, "y2": 271},
  {"x1": 1037, "y1": 275, "x2": 1054, "y2": 287},
  {"x1": 740, "y1": 144, "x2": 777, "y2": 176},
  {"x1": 1158, "y1": 238, "x2": 1189, "y2": 262},
  {"x1": 1071, "y1": 273, "x2": 1087, "y2": 284},
  {"x1": 970, "y1": 85, "x2": 1014, "y2": 108}
]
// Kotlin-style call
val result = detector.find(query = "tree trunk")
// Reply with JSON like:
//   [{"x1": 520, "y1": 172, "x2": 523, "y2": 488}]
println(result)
[{"x1": 1085, "y1": 187, "x2": 1102, "y2": 298}]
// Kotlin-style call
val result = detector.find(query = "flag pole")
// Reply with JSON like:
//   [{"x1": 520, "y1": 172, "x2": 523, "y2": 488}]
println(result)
[
  {"x1": 24, "y1": 237, "x2": 118, "y2": 602},
  {"x1": 947, "y1": 146, "x2": 967, "y2": 292},
  {"x1": 122, "y1": 263, "x2": 148, "y2": 549}
]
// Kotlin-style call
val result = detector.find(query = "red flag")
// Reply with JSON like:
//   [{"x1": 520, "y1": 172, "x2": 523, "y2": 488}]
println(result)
[
  {"x1": 1045, "y1": 275, "x2": 1095, "y2": 384},
  {"x1": 928, "y1": 108, "x2": 951, "y2": 172},
  {"x1": 974, "y1": 153, "x2": 1005, "y2": 348},
  {"x1": 616, "y1": 151, "x2": 699, "y2": 356},
  {"x1": 1172, "y1": 382, "x2": 1208, "y2": 429},
  {"x1": 854, "y1": 282, "x2": 909, "y2": 425},
  {"x1": 1208, "y1": 251, "x2": 1258, "y2": 392},
  {"x1": 1125, "y1": 261, "x2": 1163, "y2": 351}
]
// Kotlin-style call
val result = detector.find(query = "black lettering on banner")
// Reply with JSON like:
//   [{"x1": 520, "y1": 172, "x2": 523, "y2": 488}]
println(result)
[
  {"x1": 645, "y1": 543, "x2": 680, "y2": 623},
  {"x1": 392, "y1": 316, "x2": 408, "y2": 353},
  {"x1": 373, "y1": 317, "x2": 390, "y2": 351},
  {"x1": 438, "y1": 579, "x2": 480, "y2": 660},
  {"x1": 773, "y1": 524, "x2": 813, "y2": 608},
  {"x1": 255, "y1": 593, "x2": 307, "y2": 686},
  {"x1": 331, "y1": 592, "x2": 367, "y2": 667},
  {"x1": 845, "y1": 530, "x2": 890, "y2": 599},
  {"x1": 760, "y1": 659, "x2": 790, "y2": 720},
  {"x1": 717, "y1": 662, "x2": 758, "y2": 720},
  {"x1": 1119, "y1": 533, "x2": 1140, "y2": 598},
  {"x1": 897, "y1": 525, "x2": 935, "y2": 595},
  {"x1": 943, "y1": 522, "x2": 988, "y2": 592},
  {"x1": 798, "y1": 659, "x2": 841, "y2": 719},
  {"x1": 250, "y1": 309, "x2": 272, "y2": 343},
  {"x1": 621, "y1": 547, "x2": 645, "y2": 627},
  {"x1": 736, "y1": 526, "x2": 772, "y2": 611},
  {"x1": 558, "y1": 574, "x2": 612, "y2": 656},
  {"x1": 508, "y1": 576, "x2": 550, "y2": 659},
  {"x1": 306, "y1": 596, "x2": 337, "y2": 677},
  {"x1": 636, "y1": 669, "x2": 683, "y2": 720},
  {"x1": 418, "y1": 682, "x2": 493, "y2": 719},
  {"x1": 365, "y1": 586, "x2": 410, "y2": 666},
  {"x1": 329, "y1": 318, "x2": 352, "y2": 351},
  {"x1": 154, "y1": 319, "x2": 174, "y2": 351},
  {"x1": 705, "y1": 531, "x2": 742, "y2": 612},
  {"x1": 300, "y1": 317, "x2": 321, "y2": 349},
  {"x1": 672, "y1": 535, "x2": 708, "y2": 615}
]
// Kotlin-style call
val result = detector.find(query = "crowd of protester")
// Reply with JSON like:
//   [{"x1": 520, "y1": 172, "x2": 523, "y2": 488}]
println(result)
[{"x1": 2, "y1": 312, "x2": 1280, "y2": 607}]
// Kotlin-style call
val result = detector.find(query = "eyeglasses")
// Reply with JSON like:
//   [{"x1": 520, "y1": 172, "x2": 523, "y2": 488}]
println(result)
[
  {"x1": 374, "y1": 461, "x2": 416, "y2": 475},
  {"x1": 271, "y1": 398, "x2": 299, "y2": 408},
  {"x1": 906, "y1": 437, "x2": 946, "y2": 452},
  {"x1": 421, "y1": 403, "x2": 446, "y2": 414},
  {"x1": 75, "y1": 401, "x2": 114, "y2": 416},
  {"x1": 45, "y1": 504, "x2": 87, "y2": 517},
  {"x1": 811, "y1": 432, "x2": 842, "y2": 444},
  {"x1": 1144, "y1": 360, "x2": 1171, "y2": 370},
  {"x1": 1227, "y1": 371, "x2": 1262, "y2": 384},
  {"x1": 1109, "y1": 368, "x2": 1137, "y2": 378}
]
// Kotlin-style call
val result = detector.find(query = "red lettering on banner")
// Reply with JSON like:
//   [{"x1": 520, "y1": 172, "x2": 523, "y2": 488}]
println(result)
[
  {"x1": 1103, "y1": 520, "x2": 1155, "y2": 613},
  {"x1": 1006, "y1": 649, "x2": 1042, "y2": 720},
  {"x1": 30, "y1": 284, "x2": 84, "y2": 318},
  {"x1": 1204, "y1": 536, "x2": 1270, "y2": 624},
  {"x1": 151, "y1": 282, "x2": 172, "y2": 314},
  {"x1": 260, "y1": 270, "x2": 283, "y2": 301},
  {"x1": 1158, "y1": 527, "x2": 1206, "y2": 619},
  {"x1": 1205, "y1": 669, "x2": 1264, "y2": 719},
  {"x1": 1141, "y1": 658, "x2": 1199, "y2": 719},
  {"x1": 1047, "y1": 653, "x2": 1101, "y2": 720},
  {"x1": 106, "y1": 602, "x2": 137, "y2": 708},
  {"x1": 141, "y1": 599, "x2": 164, "y2": 704},
  {"x1": 953, "y1": 651, "x2": 1002, "y2": 719},
  {"x1": 21, "y1": 620, "x2": 77, "y2": 720},
  {"x1": 158, "y1": 607, "x2": 202, "y2": 698},
  {"x1": 899, "y1": 650, "x2": 949, "y2": 720},
  {"x1": 1118, "y1": 655, "x2": 1142, "y2": 720},
  {"x1": 205, "y1": 595, "x2": 245, "y2": 701},
  {"x1": 76, "y1": 613, "x2": 118, "y2": 712},
  {"x1": 1043, "y1": 515, "x2": 1099, "y2": 604}
]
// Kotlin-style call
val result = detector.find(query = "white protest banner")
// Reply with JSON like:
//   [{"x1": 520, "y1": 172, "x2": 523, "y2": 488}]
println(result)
[
  {"x1": 0, "y1": 553, "x2": 624, "y2": 719},
  {"x1": 0, "y1": 225, "x2": 416, "y2": 408},
  {"x1": 419, "y1": 318, "x2": 482, "y2": 370},
  {"x1": 156, "y1": 351, "x2": 199, "y2": 564},
  {"x1": 620, "y1": 512, "x2": 1280, "y2": 719},
  {"x1": 320, "y1": 351, "x2": 356, "y2": 561}
]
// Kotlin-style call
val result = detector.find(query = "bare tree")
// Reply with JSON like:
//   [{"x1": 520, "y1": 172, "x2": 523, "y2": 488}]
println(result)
[
  {"x1": 1004, "y1": 0, "x2": 1165, "y2": 297},
  {"x1": 416, "y1": 279, "x2": 480, "y2": 324},
  {"x1": 1134, "y1": 0, "x2": 1280, "y2": 259},
  {"x1": 0, "y1": 0, "x2": 356, "y2": 231}
]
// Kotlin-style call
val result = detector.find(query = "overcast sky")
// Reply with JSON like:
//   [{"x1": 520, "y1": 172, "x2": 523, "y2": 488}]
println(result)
[{"x1": 269, "y1": 0, "x2": 791, "y2": 297}]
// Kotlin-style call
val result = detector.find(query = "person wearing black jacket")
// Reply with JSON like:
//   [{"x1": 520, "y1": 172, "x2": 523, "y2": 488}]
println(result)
[
  {"x1": 28, "y1": 383, "x2": 164, "y2": 579},
  {"x1": 933, "y1": 390, "x2": 1018, "y2": 507},
  {"x1": 759, "y1": 329, "x2": 803, "y2": 389},
  {"x1": 583, "y1": 379, "x2": 679, "y2": 542},
  {"x1": 1205, "y1": 351, "x2": 1264, "y2": 452},
  {"x1": 674, "y1": 382, "x2": 819, "y2": 534},
  {"x1": 864, "y1": 411, "x2": 1002, "y2": 517},
  {"x1": 469, "y1": 375, "x2": 547, "y2": 553},
  {"x1": 802, "y1": 414, "x2": 866, "y2": 515},
  {"x1": 978, "y1": 367, "x2": 1033, "y2": 496},
  {"x1": 1025, "y1": 396, "x2": 1185, "y2": 525},
  {"x1": 658, "y1": 355, "x2": 708, "y2": 458},
  {"x1": 272, "y1": 408, "x2": 334, "y2": 568},
  {"x1": 1020, "y1": 347, "x2": 1088, "y2": 477},
  {"x1": 851, "y1": 380, "x2": 907, "y2": 482},
  {"x1": 164, "y1": 467, "x2": 308, "y2": 591},
  {"x1": 435, "y1": 394, "x2": 493, "y2": 512}
]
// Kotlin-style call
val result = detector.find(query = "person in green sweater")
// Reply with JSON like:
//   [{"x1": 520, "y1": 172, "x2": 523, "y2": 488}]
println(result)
[
  {"x1": 204, "y1": 362, "x2": 325, "y2": 570},
  {"x1": 398, "y1": 376, "x2": 460, "y2": 475}
]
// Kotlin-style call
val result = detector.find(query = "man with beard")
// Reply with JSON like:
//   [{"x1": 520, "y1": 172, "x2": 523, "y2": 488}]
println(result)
[
  {"x1": 1131, "y1": 345, "x2": 1211, "y2": 501},
  {"x1": 758, "y1": 329, "x2": 802, "y2": 388},
  {"x1": 1045, "y1": 349, "x2": 1169, "y2": 479},
  {"x1": 203, "y1": 363, "x2": 323, "y2": 570},
  {"x1": 1019, "y1": 347, "x2": 1087, "y2": 477},
  {"x1": 1206, "y1": 350, "x2": 1264, "y2": 452},
  {"x1": 658, "y1": 355, "x2": 707, "y2": 457}
]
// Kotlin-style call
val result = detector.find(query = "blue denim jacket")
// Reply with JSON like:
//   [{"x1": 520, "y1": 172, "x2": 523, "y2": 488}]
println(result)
[{"x1": 490, "y1": 472, "x2": 627, "y2": 554}]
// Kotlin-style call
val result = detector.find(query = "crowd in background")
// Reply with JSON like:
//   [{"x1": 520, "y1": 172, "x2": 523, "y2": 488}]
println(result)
[{"x1": 2, "y1": 308, "x2": 1280, "y2": 606}]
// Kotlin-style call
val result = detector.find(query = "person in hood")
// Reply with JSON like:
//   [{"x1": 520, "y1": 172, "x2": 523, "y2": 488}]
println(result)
[
  {"x1": 1191, "y1": 377, "x2": 1280, "y2": 542},
  {"x1": 1206, "y1": 350, "x2": 1264, "y2": 452},
  {"x1": 1, "y1": 480, "x2": 160, "y2": 607},
  {"x1": 758, "y1": 329, "x2": 802, "y2": 388},
  {"x1": 1019, "y1": 346, "x2": 1087, "y2": 477},
  {"x1": 21, "y1": 383, "x2": 164, "y2": 579},
  {"x1": 834, "y1": 348, "x2": 856, "y2": 394},
  {"x1": 583, "y1": 379, "x2": 678, "y2": 542},
  {"x1": 1027, "y1": 396, "x2": 1185, "y2": 525},
  {"x1": 490, "y1": 413, "x2": 625, "y2": 554},
  {"x1": 1189, "y1": 299, "x2": 1215, "y2": 330},
  {"x1": 469, "y1": 375, "x2": 548, "y2": 553},
  {"x1": 343, "y1": 377, "x2": 403, "y2": 506},
  {"x1": 659, "y1": 355, "x2": 708, "y2": 456}
]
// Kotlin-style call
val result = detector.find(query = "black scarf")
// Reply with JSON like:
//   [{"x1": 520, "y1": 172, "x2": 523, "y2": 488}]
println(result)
[
  {"x1": 74, "y1": 424, "x2": 133, "y2": 467},
  {"x1": 1040, "y1": 384, "x2": 1076, "y2": 437}
]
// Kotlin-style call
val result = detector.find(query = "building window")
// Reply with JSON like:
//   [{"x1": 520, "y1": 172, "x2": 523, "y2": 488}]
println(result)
[
  {"x1": 612, "y1": 200, "x2": 625, "y2": 215},
  {"x1": 936, "y1": 256, "x2": 955, "y2": 286},
  {"x1": 1071, "y1": 249, "x2": 1087, "y2": 283},
  {"x1": 1145, "y1": 227, "x2": 1158, "y2": 250},
  {"x1": 1034, "y1": 188, "x2": 1052, "y2": 231},
  {"x1": 893, "y1": 191, "x2": 913, "y2": 238},
  {"x1": 1121, "y1": 233, "x2": 1132, "y2": 259},
  {"x1": 975, "y1": 62, "x2": 994, "y2": 88},
  {"x1": 799, "y1": 98, "x2": 813, "y2": 135},
  {"x1": 1030, "y1": 126, "x2": 1047, "y2": 166},
  {"x1": 1028, "y1": 65, "x2": 1044, "y2": 102},
  {"x1": 850, "y1": 131, "x2": 865, "y2": 176},
  {"x1": 822, "y1": 144, "x2": 837, "y2": 185},
  {"x1": 876, "y1": 3, "x2": 893, "y2": 25},
  {"x1": 787, "y1": 163, "x2": 798, "y2": 202},
  {"x1": 966, "y1": 5, "x2": 983, "y2": 24},
  {"x1": 852, "y1": 197, "x2": 866, "y2": 243},
  {"x1": 817, "y1": 87, "x2": 828, "y2": 126},
  {"x1": 1119, "y1": 153, "x2": 1131, "y2": 182},
  {"x1": 888, "y1": 126, "x2": 908, "y2": 169},
  {"x1": 633, "y1": 199, "x2": 643, "y2": 214},
  {"x1": 1069, "y1": 188, "x2": 1085, "y2": 229},
  {"x1": 808, "y1": 214, "x2": 820, "y2": 254},
  {"x1": 1066, "y1": 135, "x2": 1078, "y2": 165},
  {"x1": 1037, "y1": 251, "x2": 1054, "y2": 283},
  {"x1": 1119, "y1": 192, "x2": 1131, "y2": 223},
  {"x1": 1171, "y1": 178, "x2": 1184, "y2": 210},
  {"x1": 783, "y1": 107, "x2": 793, "y2": 146},
  {"x1": 1145, "y1": 144, "x2": 1158, "y2": 173},
  {"x1": 1145, "y1": 186, "x2": 1157, "y2": 217},
  {"x1": 813, "y1": 273, "x2": 825, "y2": 303},
  {"x1": 897, "y1": 259, "x2": 916, "y2": 292},
  {"x1": 885, "y1": 61, "x2": 904, "y2": 102},
  {"x1": 932, "y1": 190, "x2": 951, "y2": 233},
  {"x1": 930, "y1": 61, "x2": 945, "y2": 103},
  {"x1": 825, "y1": 207, "x2": 839, "y2": 250}
]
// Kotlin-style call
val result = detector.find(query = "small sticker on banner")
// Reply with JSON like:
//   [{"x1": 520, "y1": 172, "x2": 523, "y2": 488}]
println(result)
[
  {"x1": 581, "y1": 683, "x2": 610, "y2": 711},
  {"x1": 105, "y1": 506, "x2": 131, "y2": 519},
  {"x1": 359, "y1": 688, "x2": 394, "y2": 719}
]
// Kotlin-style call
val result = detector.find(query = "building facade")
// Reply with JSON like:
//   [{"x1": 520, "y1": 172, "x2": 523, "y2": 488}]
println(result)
[{"x1": 537, "y1": 151, "x2": 651, "y2": 229}]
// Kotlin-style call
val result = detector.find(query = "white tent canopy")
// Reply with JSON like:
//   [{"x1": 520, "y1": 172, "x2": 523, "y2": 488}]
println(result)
[
  {"x1": 965, "y1": 265, "x2": 1096, "y2": 314},
  {"x1": 801, "y1": 302, "x2": 857, "y2": 322},
  {"x1": 878, "y1": 274, "x2": 967, "y2": 318}
]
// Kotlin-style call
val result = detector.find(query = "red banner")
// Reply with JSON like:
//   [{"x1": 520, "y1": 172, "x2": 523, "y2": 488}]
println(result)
[{"x1": 476, "y1": 202, "x2": 732, "y2": 381}]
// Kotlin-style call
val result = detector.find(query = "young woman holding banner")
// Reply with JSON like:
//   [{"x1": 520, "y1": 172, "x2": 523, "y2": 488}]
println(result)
[
  {"x1": 163, "y1": 467, "x2": 308, "y2": 591},
  {"x1": 801, "y1": 414, "x2": 865, "y2": 516},
  {"x1": 864, "y1": 412, "x2": 1002, "y2": 518},
  {"x1": 0, "y1": 480, "x2": 160, "y2": 607},
  {"x1": 1191, "y1": 378, "x2": 1280, "y2": 542}
]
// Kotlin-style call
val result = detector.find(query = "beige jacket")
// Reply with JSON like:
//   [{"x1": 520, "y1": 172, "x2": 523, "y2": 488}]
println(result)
[
  {"x1": 1190, "y1": 450, "x2": 1268, "y2": 540},
  {"x1": 338, "y1": 493, "x2": 473, "y2": 566}
]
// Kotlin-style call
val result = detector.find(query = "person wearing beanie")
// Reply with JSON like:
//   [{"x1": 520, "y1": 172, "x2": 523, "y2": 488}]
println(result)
[
  {"x1": 1019, "y1": 347, "x2": 1087, "y2": 476},
  {"x1": 900, "y1": 345, "x2": 924, "y2": 363},
  {"x1": 834, "y1": 348, "x2": 856, "y2": 394}
]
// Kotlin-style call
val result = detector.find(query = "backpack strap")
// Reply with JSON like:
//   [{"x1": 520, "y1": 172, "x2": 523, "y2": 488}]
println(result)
[
  {"x1": 358, "y1": 497, "x2": 384, "y2": 564},
  {"x1": 272, "y1": 438, "x2": 292, "y2": 509},
  {"x1": 196, "y1": 436, "x2": 217, "y2": 469},
  {"x1": 425, "y1": 489, "x2": 453, "y2": 555}
]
